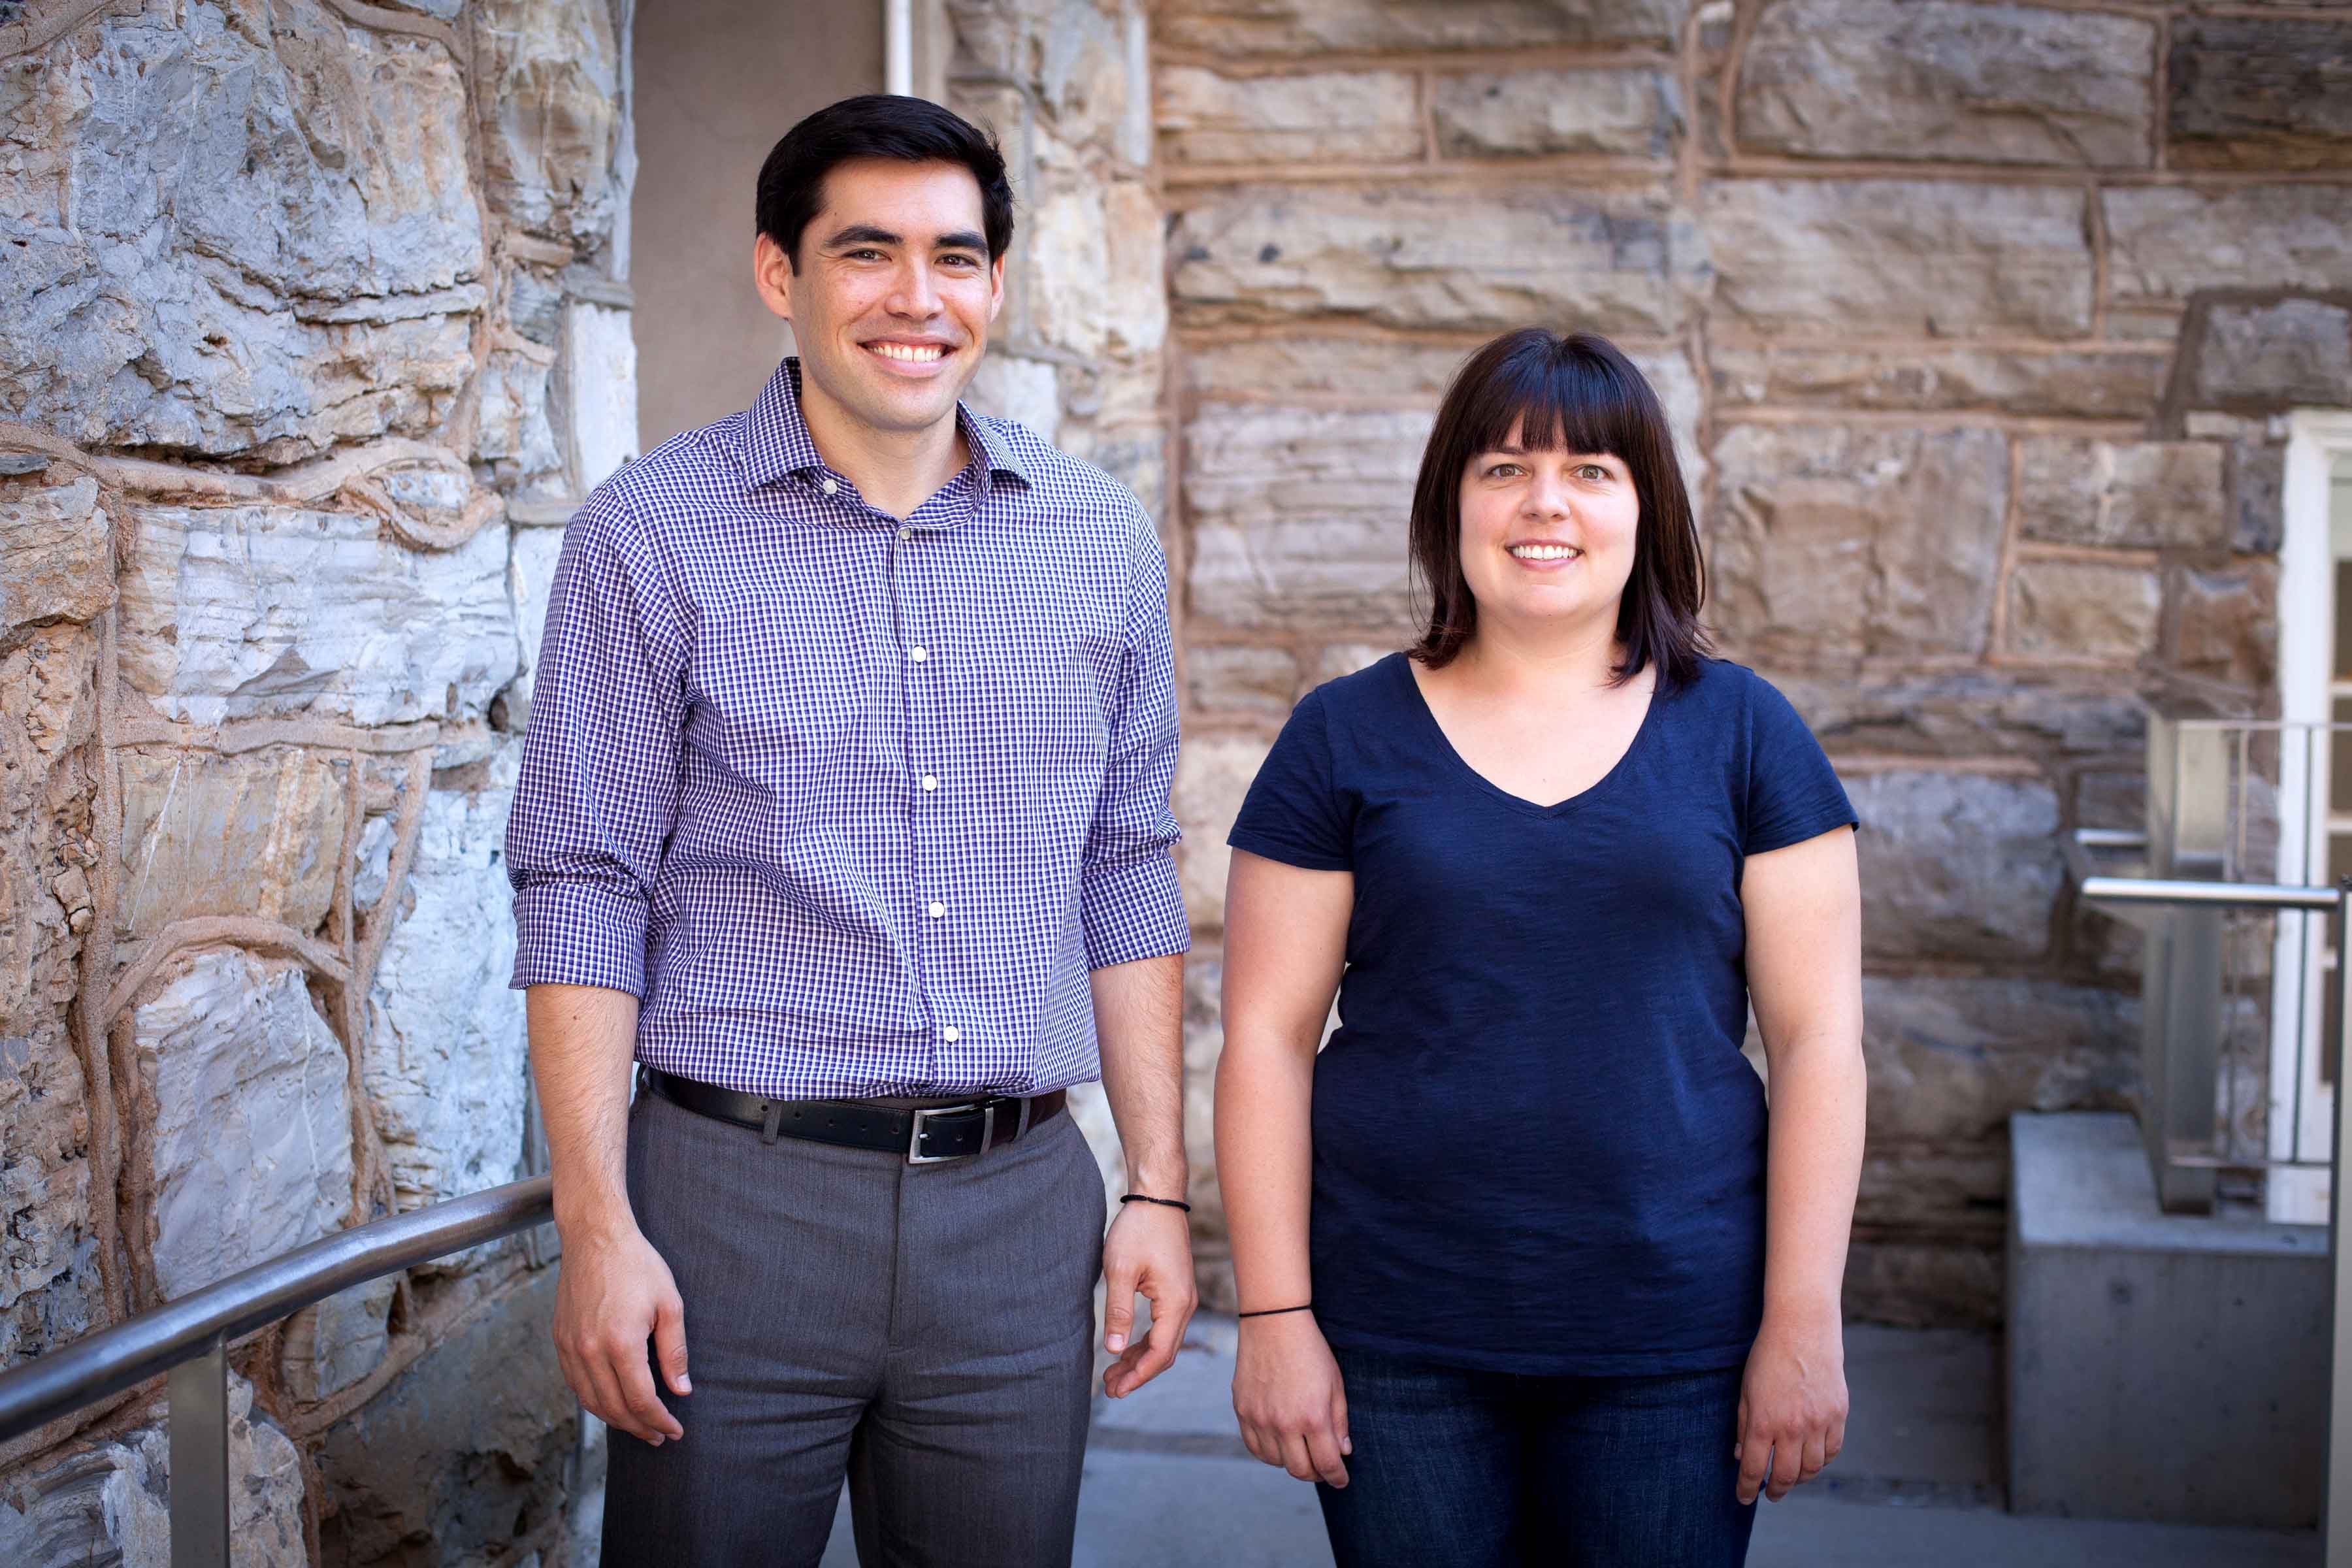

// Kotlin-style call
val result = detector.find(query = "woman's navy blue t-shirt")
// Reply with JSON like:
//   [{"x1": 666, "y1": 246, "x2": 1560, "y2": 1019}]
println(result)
[{"x1": 1227, "y1": 653, "x2": 1856, "y2": 1377}]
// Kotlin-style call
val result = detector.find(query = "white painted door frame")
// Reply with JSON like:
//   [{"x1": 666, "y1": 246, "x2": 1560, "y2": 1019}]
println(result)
[{"x1": 2272, "y1": 412, "x2": 2352, "y2": 1223}]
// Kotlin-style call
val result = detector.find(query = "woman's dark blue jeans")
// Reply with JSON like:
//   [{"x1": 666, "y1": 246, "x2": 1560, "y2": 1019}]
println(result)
[{"x1": 1316, "y1": 1346, "x2": 1757, "y2": 1568}]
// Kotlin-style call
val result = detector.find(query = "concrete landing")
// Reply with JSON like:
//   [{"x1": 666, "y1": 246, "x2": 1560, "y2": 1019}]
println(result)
[{"x1": 2008, "y1": 1112, "x2": 2328, "y2": 1529}]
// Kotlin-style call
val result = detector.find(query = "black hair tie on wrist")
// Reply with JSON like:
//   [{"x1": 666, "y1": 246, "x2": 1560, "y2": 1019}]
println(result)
[
  {"x1": 1237, "y1": 1303, "x2": 1313, "y2": 1320},
  {"x1": 1119, "y1": 1193, "x2": 1192, "y2": 1213}
]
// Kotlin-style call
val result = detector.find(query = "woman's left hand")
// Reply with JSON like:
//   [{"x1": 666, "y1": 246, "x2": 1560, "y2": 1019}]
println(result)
[{"x1": 1735, "y1": 1305, "x2": 1848, "y2": 1504}]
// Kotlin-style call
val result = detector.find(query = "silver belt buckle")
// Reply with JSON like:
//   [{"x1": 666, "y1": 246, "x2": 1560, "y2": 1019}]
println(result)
[{"x1": 907, "y1": 1102, "x2": 992, "y2": 1164}]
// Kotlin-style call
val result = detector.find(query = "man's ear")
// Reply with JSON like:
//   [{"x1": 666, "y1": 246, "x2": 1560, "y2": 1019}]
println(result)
[
  {"x1": 987, "y1": 252, "x2": 1006, "y2": 324},
  {"x1": 753, "y1": 231, "x2": 795, "y2": 323}
]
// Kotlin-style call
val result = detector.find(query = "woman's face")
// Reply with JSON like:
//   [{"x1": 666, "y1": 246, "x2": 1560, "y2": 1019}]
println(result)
[{"x1": 1455, "y1": 425, "x2": 1642, "y2": 642}]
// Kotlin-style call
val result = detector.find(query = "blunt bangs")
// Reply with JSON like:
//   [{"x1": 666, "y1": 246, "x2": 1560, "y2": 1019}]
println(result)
[
  {"x1": 1452, "y1": 335, "x2": 1662, "y2": 474},
  {"x1": 1406, "y1": 328, "x2": 1711, "y2": 683}
]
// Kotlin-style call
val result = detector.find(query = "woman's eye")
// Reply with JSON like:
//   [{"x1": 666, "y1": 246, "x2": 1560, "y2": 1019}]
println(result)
[{"x1": 1485, "y1": 463, "x2": 1522, "y2": 479}]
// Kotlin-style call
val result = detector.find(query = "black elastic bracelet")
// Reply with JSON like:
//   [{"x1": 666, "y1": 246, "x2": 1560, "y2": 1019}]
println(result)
[
  {"x1": 1119, "y1": 1193, "x2": 1192, "y2": 1213},
  {"x1": 1237, "y1": 1303, "x2": 1313, "y2": 1320}
]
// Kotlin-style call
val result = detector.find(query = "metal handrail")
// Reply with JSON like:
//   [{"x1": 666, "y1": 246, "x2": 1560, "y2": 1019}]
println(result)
[
  {"x1": 2067, "y1": 837, "x2": 2352, "y2": 1560},
  {"x1": 0, "y1": 1174, "x2": 553, "y2": 1562},
  {"x1": 2078, "y1": 874, "x2": 2342, "y2": 912}
]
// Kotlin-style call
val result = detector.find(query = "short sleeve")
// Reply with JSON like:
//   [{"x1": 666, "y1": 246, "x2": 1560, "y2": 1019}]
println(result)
[
  {"x1": 1742, "y1": 674, "x2": 1857, "y2": 856},
  {"x1": 1229, "y1": 689, "x2": 1353, "y2": 872}
]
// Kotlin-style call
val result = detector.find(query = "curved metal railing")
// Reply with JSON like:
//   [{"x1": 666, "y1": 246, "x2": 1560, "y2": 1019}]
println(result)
[{"x1": 0, "y1": 1175, "x2": 554, "y2": 1563}]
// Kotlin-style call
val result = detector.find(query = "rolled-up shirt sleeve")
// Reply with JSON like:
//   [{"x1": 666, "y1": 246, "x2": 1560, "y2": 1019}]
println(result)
[
  {"x1": 505, "y1": 494, "x2": 691, "y2": 996},
  {"x1": 1079, "y1": 512, "x2": 1190, "y2": 970}
]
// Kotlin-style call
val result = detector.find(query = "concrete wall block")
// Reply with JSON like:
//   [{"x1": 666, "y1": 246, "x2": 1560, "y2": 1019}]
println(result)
[
  {"x1": 2004, "y1": 559, "x2": 2164, "y2": 664},
  {"x1": 964, "y1": 354, "x2": 1066, "y2": 448},
  {"x1": 0, "y1": 1371, "x2": 306, "y2": 1568},
  {"x1": 2016, "y1": 438, "x2": 2229, "y2": 551},
  {"x1": 1187, "y1": 643, "x2": 1303, "y2": 721},
  {"x1": 1846, "y1": 1237, "x2": 2002, "y2": 1328},
  {"x1": 498, "y1": 523, "x2": 569, "y2": 734},
  {"x1": 1770, "y1": 669, "x2": 2146, "y2": 760},
  {"x1": 1709, "y1": 345, "x2": 2170, "y2": 421},
  {"x1": 0, "y1": 618, "x2": 102, "y2": 1365},
  {"x1": 1429, "y1": 68, "x2": 1683, "y2": 159},
  {"x1": 1737, "y1": 0, "x2": 2155, "y2": 167},
  {"x1": 565, "y1": 299, "x2": 641, "y2": 490},
  {"x1": 117, "y1": 747, "x2": 348, "y2": 940},
  {"x1": 1158, "y1": 65, "x2": 1424, "y2": 165},
  {"x1": 0, "y1": 0, "x2": 483, "y2": 456},
  {"x1": 469, "y1": 0, "x2": 625, "y2": 248},
  {"x1": 1029, "y1": 179, "x2": 1167, "y2": 357},
  {"x1": 1184, "y1": 404, "x2": 1433, "y2": 633},
  {"x1": 0, "y1": 478, "x2": 112, "y2": 631},
  {"x1": 1861, "y1": 976, "x2": 2136, "y2": 1151},
  {"x1": 1171, "y1": 185, "x2": 1710, "y2": 335},
  {"x1": 1152, "y1": 0, "x2": 1691, "y2": 54},
  {"x1": 1849, "y1": 768, "x2": 2066, "y2": 963},
  {"x1": 365, "y1": 755, "x2": 530, "y2": 1215},
  {"x1": 2168, "y1": 16, "x2": 2352, "y2": 172},
  {"x1": 1709, "y1": 423, "x2": 2009, "y2": 664},
  {"x1": 1171, "y1": 734, "x2": 1273, "y2": 932},
  {"x1": 281, "y1": 1275, "x2": 398, "y2": 1403},
  {"x1": 2104, "y1": 186, "x2": 2352, "y2": 306},
  {"x1": 116, "y1": 500, "x2": 519, "y2": 729},
  {"x1": 318, "y1": 1269, "x2": 580, "y2": 1565},
  {"x1": 2168, "y1": 560, "x2": 2278, "y2": 691},
  {"x1": 472, "y1": 350, "x2": 564, "y2": 482},
  {"x1": 136, "y1": 949, "x2": 355, "y2": 1303},
  {"x1": 2191, "y1": 299, "x2": 2352, "y2": 410},
  {"x1": 1705, "y1": 179, "x2": 2094, "y2": 338}
]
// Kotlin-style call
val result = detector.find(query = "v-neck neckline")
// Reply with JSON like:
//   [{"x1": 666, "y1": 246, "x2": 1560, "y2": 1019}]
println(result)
[{"x1": 1394, "y1": 652, "x2": 1661, "y2": 819}]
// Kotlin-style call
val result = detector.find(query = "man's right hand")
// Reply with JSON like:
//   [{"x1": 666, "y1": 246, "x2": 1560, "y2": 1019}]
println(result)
[
  {"x1": 1232, "y1": 1311, "x2": 1350, "y2": 1487},
  {"x1": 552, "y1": 1222, "x2": 691, "y2": 1445}
]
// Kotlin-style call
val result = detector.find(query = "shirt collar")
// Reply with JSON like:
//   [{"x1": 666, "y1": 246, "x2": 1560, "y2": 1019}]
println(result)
[{"x1": 742, "y1": 357, "x2": 1032, "y2": 493}]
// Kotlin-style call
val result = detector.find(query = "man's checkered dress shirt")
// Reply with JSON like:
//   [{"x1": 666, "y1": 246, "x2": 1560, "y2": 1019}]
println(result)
[{"x1": 504, "y1": 359, "x2": 1188, "y2": 1099}]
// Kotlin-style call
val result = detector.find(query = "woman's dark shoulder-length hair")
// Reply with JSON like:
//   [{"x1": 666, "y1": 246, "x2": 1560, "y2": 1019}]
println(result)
[{"x1": 1407, "y1": 327, "x2": 1710, "y2": 687}]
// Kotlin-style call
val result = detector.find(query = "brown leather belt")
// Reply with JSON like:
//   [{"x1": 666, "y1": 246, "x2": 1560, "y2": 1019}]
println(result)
[{"x1": 641, "y1": 1067, "x2": 1066, "y2": 1164}]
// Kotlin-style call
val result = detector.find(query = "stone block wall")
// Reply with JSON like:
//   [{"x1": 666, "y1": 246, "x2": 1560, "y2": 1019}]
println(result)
[
  {"x1": 1145, "y1": 0, "x2": 2352, "y2": 1326},
  {"x1": 0, "y1": 0, "x2": 630, "y2": 1558}
]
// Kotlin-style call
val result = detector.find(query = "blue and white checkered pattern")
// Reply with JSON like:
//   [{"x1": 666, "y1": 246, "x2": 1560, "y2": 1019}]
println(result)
[{"x1": 505, "y1": 359, "x2": 1188, "y2": 1099}]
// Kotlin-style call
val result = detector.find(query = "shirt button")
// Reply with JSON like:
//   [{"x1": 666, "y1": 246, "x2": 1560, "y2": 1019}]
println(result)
[
  {"x1": 821, "y1": 477, "x2": 838, "y2": 495},
  {"x1": 921, "y1": 774, "x2": 938, "y2": 792},
  {"x1": 909, "y1": 646, "x2": 928, "y2": 662},
  {"x1": 927, "y1": 900, "x2": 946, "y2": 919},
  {"x1": 942, "y1": 1025, "x2": 961, "y2": 1043},
  {"x1": 898, "y1": 527, "x2": 913, "y2": 542}
]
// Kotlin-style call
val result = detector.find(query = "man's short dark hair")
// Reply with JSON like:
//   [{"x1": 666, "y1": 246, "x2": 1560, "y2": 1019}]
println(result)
[{"x1": 756, "y1": 95, "x2": 1015, "y2": 269}]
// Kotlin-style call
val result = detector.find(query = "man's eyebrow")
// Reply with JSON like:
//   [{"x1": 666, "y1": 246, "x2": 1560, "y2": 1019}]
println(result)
[
  {"x1": 934, "y1": 229, "x2": 988, "y2": 253},
  {"x1": 823, "y1": 223, "x2": 902, "y2": 249}
]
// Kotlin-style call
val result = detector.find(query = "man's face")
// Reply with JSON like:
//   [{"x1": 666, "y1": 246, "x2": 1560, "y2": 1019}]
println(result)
[{"x1": 755, "y1": 157, "x2": 1005, "y2": 439}]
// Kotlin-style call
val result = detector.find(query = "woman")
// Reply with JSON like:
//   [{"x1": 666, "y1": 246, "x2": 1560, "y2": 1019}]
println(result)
[{"x1": 1215, "y1": 328, "x2": 1865, "y2": 1567}]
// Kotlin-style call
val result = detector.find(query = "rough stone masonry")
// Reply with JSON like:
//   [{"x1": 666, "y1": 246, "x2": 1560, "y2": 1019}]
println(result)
[{"x1": 2, "y1": 0, "x2": 2349, "y2": 1561}]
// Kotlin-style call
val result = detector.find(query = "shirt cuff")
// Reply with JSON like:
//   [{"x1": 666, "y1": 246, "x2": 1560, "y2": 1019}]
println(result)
[
  {"x1": 509, "y1": 880, "x2": 652, "y2": 996},
  {"x1": 1080, "y1": 851, "x2": 1192, "y2": 970}
]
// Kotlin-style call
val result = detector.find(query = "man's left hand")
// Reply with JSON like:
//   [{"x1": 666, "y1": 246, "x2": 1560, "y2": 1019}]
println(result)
[{"x1": 1101, "y1": 1198, "x2": 1196, "y2": 1398}]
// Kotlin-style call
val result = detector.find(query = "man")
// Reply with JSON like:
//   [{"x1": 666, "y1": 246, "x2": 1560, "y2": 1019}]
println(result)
[{"x1": 504, "y1": 95, "x2": 1196, "y2": 1567}]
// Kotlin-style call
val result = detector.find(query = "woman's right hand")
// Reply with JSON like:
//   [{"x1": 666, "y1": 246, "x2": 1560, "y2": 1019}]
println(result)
[{"x1": 1232, "y1": 1312, "x2": 1352, "y2": 1486}]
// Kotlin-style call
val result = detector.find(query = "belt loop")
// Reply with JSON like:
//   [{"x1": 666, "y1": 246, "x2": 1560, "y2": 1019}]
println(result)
[
  {"x1": 760, "y1": 1100, "x2": 783, "y2": 1144},
  {"x1": 1015, "y1": 1095, "x2": 1032, "y2": 1141}
]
